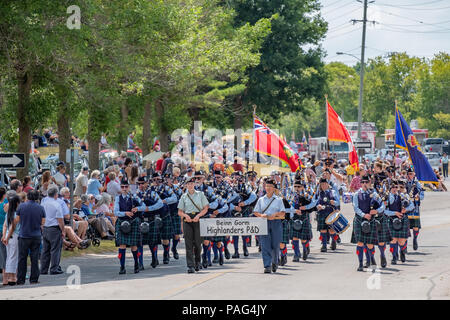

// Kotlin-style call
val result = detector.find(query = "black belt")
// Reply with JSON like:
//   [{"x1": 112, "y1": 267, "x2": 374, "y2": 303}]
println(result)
[{"x1": 44, "y1": 226, "x2": 60, "y2": 229}]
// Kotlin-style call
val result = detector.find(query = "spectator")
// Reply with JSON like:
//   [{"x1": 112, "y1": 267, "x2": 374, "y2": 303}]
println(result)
[
  {"x1": 100, "y1": 133, "x2": 109, "y2": 150},
  {"x1": 0, "y1": 188, "x2": 7, "y2": 285},
  {"x1": 442, "y1": 152, "x2": 448, "y2": 178},
  {"x1": 128, "y1": 133, "x2": 136, "y2": 149},
  {"x1": 103, "y1": 166, "x2": 114, "y2": 188},
  {"x1": 2, "y1": 194, "x2": 21, "y2": 285},
  {"x1": 124, "y1": 157, "x2": 133, "y2": 178},
  {"x1": 16, "y1": 190, "x2": 46, "y2": 285},
  {"x1": 80, "y1": 140, "x2": 88, "y2": 151},
  {"x1": 40, "y1": 171, "x2": 57, "y2": 197},
  {"x1": 94, "y1": 194, "x2": 116, "y2": 235},
  {"x1": 74, "y1": 167, "x2": 89, "y2": 197},
  {"x1": 22, "y1": 176, "x2": 34, "y2": 193},
  {"x1": 350, "y1": 166, "x2": 366, "y2": 193},
  {"x1": 161, "y1": 152, "x2": 174, "y2": 175},
  {"x1": 87, "y1": 170, "x2": 103, "y2": 196},
  {"x1": 156, "y1": 154, "x2": 166, "y2": 172},
  {"x1": 106, "y1": 172, "x2": 121, "y2": 197},
  {"x1": 53, "y1": 163, "x2": 69, "y2": 188},
  {"x1": 129, "y1": 166, "x2": 139, "y2": 194},
  {"x1": 58, "y1": 187, "x2": 88, "y2": 242},
  {"x1": 40, "y1": 186, "x2": 65, "y2": 275},
  {"x1": 232, "y1": 157, "x2": 244, "y2": 173},
  {"x1": 434, "y1": 169, "x2": 447, "y2": 192},
  {"x1": 80, "y1": 194, "x2": 111, "y2": 240},
  {"x1": 9, "y1": 179, "x2": 23, "y2": 194}
]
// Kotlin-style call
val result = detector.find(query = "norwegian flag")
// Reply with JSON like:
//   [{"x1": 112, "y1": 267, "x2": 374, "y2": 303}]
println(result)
[{"x1": 253, "y1": 115, "x2": 300, "y2": 172}]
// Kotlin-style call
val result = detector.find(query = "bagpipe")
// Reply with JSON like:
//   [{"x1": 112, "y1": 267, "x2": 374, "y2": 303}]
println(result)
[{"x1": 361, "y1": 188, "x2": 382, "y2": 234}]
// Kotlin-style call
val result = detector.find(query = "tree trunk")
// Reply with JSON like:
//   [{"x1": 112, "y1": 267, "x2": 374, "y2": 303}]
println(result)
[
  {"x1": 118, "y1": 103, "x2": 129, "y2": 152},
  {"x1": 141, "y1": 102, "x2": 152, "y2": 155},
  {"x1": 57, "y1": 99, "x2": 70, "y2": 165},
  {"x1": 16, "y1": 70, "x2": 32, "y2": 180},
  {"x1": 155, "y1": 98, "x2": 169, "y2": 152},
  {"x1": 188, "y1": 107, "x2": 199, "y2": 132},
  {"x1": 88, "y1": 112, "x2": 99, "y2": 170}
]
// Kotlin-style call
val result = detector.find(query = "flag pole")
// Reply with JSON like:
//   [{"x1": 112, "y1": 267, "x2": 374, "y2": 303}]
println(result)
[
  {"x1": 394, "y1": 100, "x2": 397, "y2": 176},
  {"x1": 325, "y1": 94, "x2": 330, "y2": 157}
]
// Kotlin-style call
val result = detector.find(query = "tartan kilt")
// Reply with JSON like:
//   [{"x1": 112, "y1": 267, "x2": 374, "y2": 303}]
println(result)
[
  {"x1": 352, "y1": 215, "x2": 378, "y2": 245},
  {"x1": 290, "y1": 214, "x2": 313, "y2": 241},
  {"x1": 160, "y1": 213, "x2": 174, "y2": 240},
  {"x1": 408, "y1": 217, "x2": 421, "y2": 229},
  {"x1": 169, "y1": 203, "x2": 182, "y2": 235},
  {"x1": 281, "y1": 219, "x2": 290, "y2": 244},
  {"x1": 388, "y1": 215, "x2": 410, "y2": 239},
  {"x1": 141, "y1": 217, "x2": 162, "y2": 246},
  {"x1": 115, "y1": 217, "x2": 142, "y2": 247},
  {"x1": 375, "y1": 214, "x2": 392, "y2": 243},
  {"x1": 316, "y1": 210, "x2": 332, "y2": 231}
]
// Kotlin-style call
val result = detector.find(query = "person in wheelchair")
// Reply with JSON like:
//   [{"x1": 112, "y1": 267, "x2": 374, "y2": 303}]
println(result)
[{"x1": 80, "y1": 194, "x2": 114, "y2": 240}]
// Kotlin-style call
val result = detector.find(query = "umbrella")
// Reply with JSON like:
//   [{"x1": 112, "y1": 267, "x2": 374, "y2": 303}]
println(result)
[{"x1": 143, "y1": 151, "x2": 162, "y2": 162}]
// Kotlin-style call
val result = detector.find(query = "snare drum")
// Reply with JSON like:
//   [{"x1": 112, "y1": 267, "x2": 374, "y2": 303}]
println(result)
[
  {"x1": 325, "y1": 211, "x2": 350, "y2": 234},
  {"x1": 343, "y1": 192, "x2": 353, "y2": 204}
]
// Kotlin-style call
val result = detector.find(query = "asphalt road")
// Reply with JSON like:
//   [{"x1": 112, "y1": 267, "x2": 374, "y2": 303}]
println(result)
[{"x1": 1, "y1": 191, "x2": 449, "y2": 300}]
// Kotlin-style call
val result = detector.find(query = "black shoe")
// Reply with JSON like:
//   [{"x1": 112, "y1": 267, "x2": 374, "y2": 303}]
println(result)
[
  {"x1": 194, "y1": 265, "x2": 200, "y2": 272},
  {"x1": 119, "y1": 266, "x2": 126, "y2": 274},
  {"x1": 371, "y1": 256, "x2": 377, "y2": 266},
  {"x1": 281, "y1": 255, "x2": 287, "y2": 266},
  {"x1": 331, "y1": 239, "x2": 337, "y2": 250},
  {"x1": 232, "y1": 252, "x2": 240, "y2": 259},
  {"x1": 243, "y1": 247, "x2": 249, "y2": 257},
  {"x1": 134, "y1": 263, "x2": 140, "y2": 274},
  {"x1": 293, "y1": 255, "x2": 300, "y2": 262},
  {"x1": 381, "y1": 256, "x2": 387, "y2": 268},
  {"x1": 264, "y1": 267, "x2": 271, "y2": 274},
  {"x1": 139, "y1": 263, "x2": 145, "y2": 271},
  {"x1": 391, "y1": 258, "x2": 397, "y2": 265},
  {"x1": 224, "y1": 248, "x2": 230, "y2": 260},
  {"x1": 208, "y1": 261, "x2": 212, "y2": 267},
  {"x1": 413, "y1": 238, "x2": 418, "y2": 251},
  {"x1": 16, "y1": 282, "x2": 25, "y2": 285},
  {"x1": 272, "y1": 263, "x2": 278, "y2": 273},
  {"x1": 307, "y1": 246, "x2": 310, "y2": 254},
  {"x1": 321, "y1": 245, "x2": 327, "y2": 253},
  {"x1": 219, "y1": 255, "x2": 224, "y2": 266},
  {"x1": 302, "y1": 249, "x2": 308, "y2": 261},
  {"x1": 400, "y1": 250, "x2": 406, "y2": 263},
  {"x1": 202, "y1": 257, "x2": 208, "y2": 269},
  {"x1": 188, "y1": 267, "x2": 195, "y2": 274},
  {"x1": 212, "y1": 257, "x2": 219, "y2": 264},
  {"x1": 258, "y1": 245, "x2": 261, "y2": 252},
  {"x1": 337, "y1": 236, "x2": 341, "y2": 244},
  {"x1": 364, "y1": 260, "x2": 371, "y2": 268},
  {"x1": 151, "y1": 258, "x2": 158, "y2": 268},
  {"x1": 171, "y1": 248, "x2": 179, "y2": 260},
  {"x1": 163, "y1": 252, "x2": 170, "y2": 264},
  {"x1": 357, "y1": 264, "x2": 364, "y2": 272},
  {"x1": 50, "y1": 270, "x2": 64, "y2": 275}
]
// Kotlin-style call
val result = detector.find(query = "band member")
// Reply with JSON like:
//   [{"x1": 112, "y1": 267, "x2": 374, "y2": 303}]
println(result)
[
  {"x1": 384, "y1": 180, "x2": 414, "y2": 265},
  {"x1": 351, "y1": 175, "x2": 385, "y2": 271},
  {"x1": 253, "y1": 179, "x2": 286, "y2": 274},
  {"x1": 170, "y1": 175, "x2": 184, "y2": 259},
  {"x1": 290, "y1": 180, "x2": 313, "y2": 261},
  {"x1": 114, "y1": 178, "x2": 145, "y2": 274},
  {"x1": 301, "y1": 178, "x2": 339, "y2": 252},
  {"x1": 209, "y1": 188, "x2": 230, "y2": 266},
  {"x1": 405, "y1": 168, "x2": 424, "y2": 251},
  {"x1": 178, "y1": 176, "x2": 209, "y2": 273},
  {"x1": 200, "y1": 182, "x2": 219, "y2": 269}
]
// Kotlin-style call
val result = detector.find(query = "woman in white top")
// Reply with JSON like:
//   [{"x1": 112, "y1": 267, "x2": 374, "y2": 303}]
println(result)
[{"x1": 2, "y1": 194, "x2": 21, "y2": 285}]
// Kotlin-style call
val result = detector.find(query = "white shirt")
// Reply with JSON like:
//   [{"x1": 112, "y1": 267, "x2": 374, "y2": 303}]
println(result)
[
  {"x1": 107, "y1": 180, "x2": 121, "y2": 197},
  {"x1": 41, "y1": 197, "x2": 63, "y2": 227},
  {"x1": 53, "y1": 172, "x2": 67, "y2": 187}
]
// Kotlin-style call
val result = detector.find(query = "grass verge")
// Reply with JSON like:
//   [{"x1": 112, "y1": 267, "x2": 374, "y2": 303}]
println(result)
[{"x1": 61, "y1": 240, "x2": 117, "y2": 260}]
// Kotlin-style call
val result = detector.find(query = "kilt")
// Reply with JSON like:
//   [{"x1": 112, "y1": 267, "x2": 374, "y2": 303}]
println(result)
[
  {"x1": 160, "y1": 213, "x2": 174, "y2": 240},
  {"x1": 408, "y1": 217, "x2": 421, "y2": 229},
  {"x1": 352, "y1": 215, "x2": 378, "y2": 245},
  {"x1": 141, "y1": 216, "x2": 162, "y2": 246},
  {"x1": 281, "y1": 219, "x2": 290, "y2": 244},
  {"x1": 169, "y1": 203, "x2": 182, "y2": 235},
  {"x1": 115, "y1": 217, "x2": 142, "y2": 247},
  {"x1": 388, "y1": 215, "x2": 410, "y2": 239},
  {"x1": 375, "y1": 214, "x2": 392, "y2": 243},
  {"x1": 316, "y1": 210, "x2": 332, "y2": 231},
  {"x1": 290, "y1": 214, "x2": 313, "y2": 241}
]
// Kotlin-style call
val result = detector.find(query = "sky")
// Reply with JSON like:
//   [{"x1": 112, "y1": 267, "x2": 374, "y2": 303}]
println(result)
[{"x1": 319, "y1": 0, "x2": 450, "y2": 65}]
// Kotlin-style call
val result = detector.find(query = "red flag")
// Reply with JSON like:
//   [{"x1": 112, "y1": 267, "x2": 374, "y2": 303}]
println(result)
[
  {"x1": 327, "y1": 101, "x2": 359, "y2": 170},
  {"x1": 254, "y1": 116, "x2": 300, "y2": 172}
]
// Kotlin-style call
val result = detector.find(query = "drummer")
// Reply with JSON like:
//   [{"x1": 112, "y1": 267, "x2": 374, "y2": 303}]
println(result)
[{"x1": 300, "y1": 177, "x2": 339, "y2": 253}]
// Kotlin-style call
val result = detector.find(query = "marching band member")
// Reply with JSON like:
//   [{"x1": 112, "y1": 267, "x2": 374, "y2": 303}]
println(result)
[
  {"x1": 168, "y1": 174, "x2": 184, "y2": 259},
  {"x1": 405, "y1": 168, "x2": 424, "y2": 251},
  {"x1": 209, "y1": 187, "x2": 230, "y2": 266},
  {"x1": 253, "y1": 179, "x2": 286, "y2": 274}
]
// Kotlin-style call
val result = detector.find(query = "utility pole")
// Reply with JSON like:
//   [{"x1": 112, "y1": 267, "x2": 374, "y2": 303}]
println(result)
[{"x1": 351, "y1": 0, "x2": 376, "y2": 160}]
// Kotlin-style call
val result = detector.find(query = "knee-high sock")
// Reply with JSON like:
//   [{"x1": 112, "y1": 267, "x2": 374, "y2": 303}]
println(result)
[
  {"x1": 224, "y1": 238, "x2": 230, "y2": 249},
  {"x1": 413, "y1": 230, "x2": 419, "y2": 239},
  {"x1": 151, "y1": 245, "x2": 158, "y2": 260},
  {"x1": 172, "y1": 238, "x2": 179, "y2": 250},
  {"x1": 232, "y1": 236, "x2": 239, "y2": 253},
  {"x1": 320, "y1": 232, "x2": 327, "y2": 246},
  {"x1": 369, "y1": 247, "x2": 376, "y2": 259},
  {"x1": 356, "y1": 245, "x2": 364, "y2": 265},
  {"x1": 137, "y1": 246, "x2": 144, "y2": 265},
  {"x1": 292, "y1": 240, "x2": 300, "y2": 257},
  {"x1": 202, "y1": 244, "x2": 208, "y2": 259},
  {"x1": 332, "y1": 234, "x2": 339, "y2": 242},
  {"x1": 302, "y1": 241, "x2": 309, "y2": 253},
  {"x1": 219, "y1": 244, "x2": 224, "y2": 257},
  {"x1": 132, "y1": 250, "x2": 138, "y2": 264},
  {"x1": 364, "y1": 244, "x2": 371, "y2": 262},
  {"x1": 207, "y1": 243, "x2": 212, "y2": 263},
  {"x1": 280, "y1": 246, "x2": 287, "y2": 257},
  {"x1": 390, "y1": 243, "x2": 398, "y2": 259},
  {"x1": 400, "y1": 243, "x2": 407, "y2": 253},
  {"x1": 243, "y1": 236, "x2": 249, "y2": 249},
  {"x1": 163, "y1": 244, "x2": 170, "y2": 256},
  {"x1": 118, "y1": 248, "x2": 126, "y2": 267},
  {"x1": 212, "y1": 242, "x2": 219, "y2": 259},
  {"x1": 378, "y1": 244, "x2": 386, "y2": 258}
]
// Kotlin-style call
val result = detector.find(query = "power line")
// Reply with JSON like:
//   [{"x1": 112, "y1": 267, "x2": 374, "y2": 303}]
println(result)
[
  {"x1": 322, "y1": 0, "x2": 346, "y2": 9},
  {"x1": 326, "y1": 26, "x2": 363, "y2": 40},
  {"x1": 375, "y1": 3, "x2": 450, "y2": 10},
  {"x1": 322, "y1": 0, "x2": 358, "y2": 15},
  {"x1": 377, "y1": 10, "x2": 450, "y2": 32},
  {"x1": 376, "y1": 0, "x2": 445, "y2": 7}
]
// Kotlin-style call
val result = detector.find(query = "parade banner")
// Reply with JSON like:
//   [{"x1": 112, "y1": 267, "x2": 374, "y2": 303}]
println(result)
[{"x1": 200, "y1": 218, "x2": 268, "y2": 237}]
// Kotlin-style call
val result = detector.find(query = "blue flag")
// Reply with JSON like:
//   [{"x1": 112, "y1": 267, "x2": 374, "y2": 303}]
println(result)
[{"x1": 395, "y1": 108, "x2": 438, "y2": 184}]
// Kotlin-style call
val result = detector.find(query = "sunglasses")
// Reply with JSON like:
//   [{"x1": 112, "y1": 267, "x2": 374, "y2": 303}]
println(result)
[
  {"x1": 121, "y1": 185, "x2": 129, "y2": 189},
  {"x1": 361, "y1": 181, "x2": 370, "y2": 184}
]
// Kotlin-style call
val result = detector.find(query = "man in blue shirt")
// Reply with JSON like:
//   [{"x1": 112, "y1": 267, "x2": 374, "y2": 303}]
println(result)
[
  {"x1": 253, "y1": 179, "x2": 286, "y2": 274},
  {"x1": 14, "y1": 190, "x2": 46, "y2": 284}
]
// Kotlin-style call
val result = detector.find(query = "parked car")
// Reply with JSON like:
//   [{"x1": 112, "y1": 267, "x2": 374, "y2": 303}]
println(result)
[
  {"x1": 424, "y1": 152, "x2": 441, "y2": 171},
  {"x1": 423, "y1": 138, "x2": 447, "y2": 154}
]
